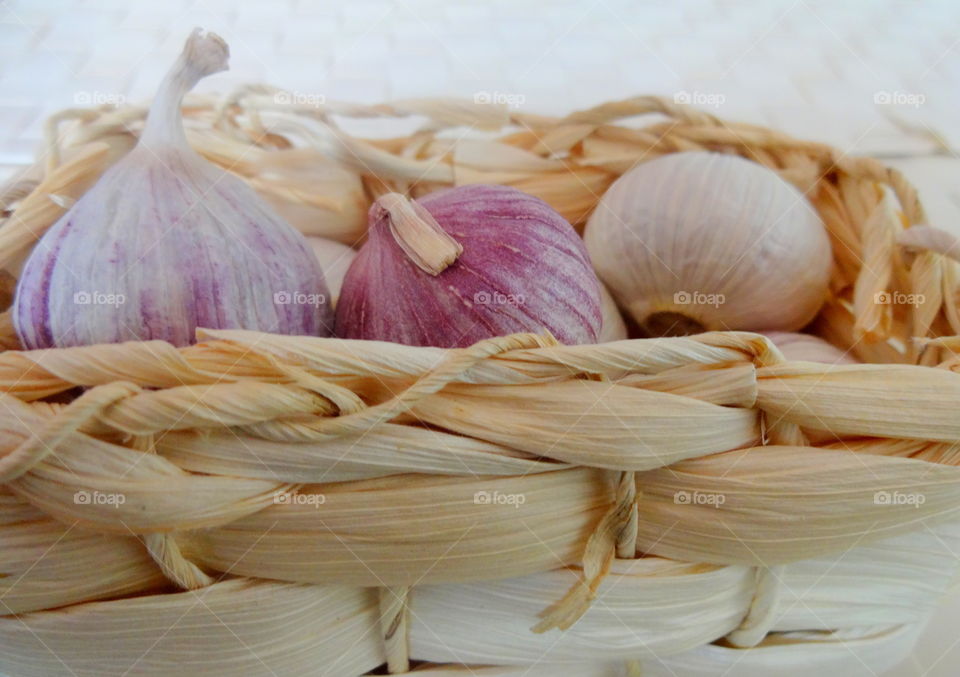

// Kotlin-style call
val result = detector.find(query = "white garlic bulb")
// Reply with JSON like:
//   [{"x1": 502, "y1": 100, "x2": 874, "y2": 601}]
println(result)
[
  {"x1": 585, "y1": 152, "x2": 832, "y2": 335},
  {"x1": 306, "y1": 237, "x2": 357, "y2": 307},
  {"x1": 598, "y1": 282, "x2": 628, "y2": 342},
  {"x1": 762, "y1": 331, "x2": 857, "y2": 365}
]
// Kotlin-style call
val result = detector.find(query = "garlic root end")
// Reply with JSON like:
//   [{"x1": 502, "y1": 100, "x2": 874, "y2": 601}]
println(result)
[{"x1": 641, "y1": 311, "x2": 707, "y2": 337}]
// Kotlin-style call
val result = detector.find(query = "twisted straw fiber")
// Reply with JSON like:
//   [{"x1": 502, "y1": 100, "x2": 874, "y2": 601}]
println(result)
[{"x1": 0, "y1": 93, "x2": 959, "y2": 676}]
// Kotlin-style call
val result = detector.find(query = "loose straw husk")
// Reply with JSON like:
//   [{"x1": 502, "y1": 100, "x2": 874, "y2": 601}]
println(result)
[{"x1": 0, "y1": 91, "x2": 959, "y2": 676}]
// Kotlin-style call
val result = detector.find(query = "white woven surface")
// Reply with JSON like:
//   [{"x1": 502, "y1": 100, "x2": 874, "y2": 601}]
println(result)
[{"x1": 1, "y1": 1, "x2": 959, "y2": 675}]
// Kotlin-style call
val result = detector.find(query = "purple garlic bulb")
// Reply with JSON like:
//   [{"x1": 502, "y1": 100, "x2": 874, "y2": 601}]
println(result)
[
  {"x1": 13, "y1": 29, "x2": 333, "y2": 349},
  {"x1": 335, "y1": 184, "x2": 601, "y2": 347}
]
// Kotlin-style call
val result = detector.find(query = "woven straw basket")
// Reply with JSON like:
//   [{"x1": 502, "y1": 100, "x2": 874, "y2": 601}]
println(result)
[{"x1": 1, "y1": 91, "x2": 960, "y2": 677}]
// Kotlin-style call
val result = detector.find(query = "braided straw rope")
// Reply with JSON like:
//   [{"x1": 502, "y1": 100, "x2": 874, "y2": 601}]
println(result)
[{"x1": 0, "y1": 93, "x2": 959, "y2": 676}]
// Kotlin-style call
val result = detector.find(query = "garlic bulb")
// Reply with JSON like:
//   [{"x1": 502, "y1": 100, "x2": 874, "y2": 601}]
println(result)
[
  {"x1": 585, "y1": 152, "x2": 831, "y2": 335},
  {"x1": 14, "y1": 30, "x2": 332, "y2": 349},
  {"x1": 763, "y1": 331, "x2": 857, "y2": 365},
  {"x1": 336, "y1": 185, "x2": 601, "y2": 347},
  {"x1": 598, "y1": 282, "x2": 627, "y2": 342},
  {"x1": 306, "y1": 237, "x2": 356, "y2": 307}
]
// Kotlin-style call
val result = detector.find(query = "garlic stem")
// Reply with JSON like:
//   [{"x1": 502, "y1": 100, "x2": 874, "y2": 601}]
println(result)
[
  {"x1": 376, "y1": 193, "x2": 463, "y2": 276},
  {"x1": 141, "y1": 29, "x2": 229, "y2": 148}
]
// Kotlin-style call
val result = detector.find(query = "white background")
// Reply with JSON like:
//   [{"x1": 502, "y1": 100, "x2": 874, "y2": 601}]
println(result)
[{"x1": 1, "y1": 1, "x2": 959, "y2": 675}]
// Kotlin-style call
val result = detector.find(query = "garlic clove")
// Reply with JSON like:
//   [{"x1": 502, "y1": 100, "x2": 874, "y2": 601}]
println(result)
[
  {"x1": 762, "y1": 331, "x2": 858, "y2": 365},
  {"x1": 598, "y1": 282, "x2": 628, "y2": 342},
  {"x1": 335, "y1": 185, "x2": 601, "y2": 347},
  {"x1": 14, "y1": 29, "x2": 333, "y2": 349},
  {"x1": 585, "y1": 152, "x2": 832, "y2": 335},
  {"x1": 306, "y1": 237, "x2": 357, "y2": 307}
]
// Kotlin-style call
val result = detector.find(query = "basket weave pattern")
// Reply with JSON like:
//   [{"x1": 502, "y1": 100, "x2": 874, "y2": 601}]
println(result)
[{"x1": 0, "y1": 94, "x2": 959, "y2": 676}]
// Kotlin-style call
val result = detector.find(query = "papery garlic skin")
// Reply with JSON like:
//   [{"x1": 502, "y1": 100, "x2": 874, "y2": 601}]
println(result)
[
  {"x1": 762, "y1": 331, "x2": 857, "y2": 365},
  {"x1": 14, "y1": 30, "x2": 332, "y2": 349},
  {"x1": 255, "y1": 150, "x2": 368, "y2": 245},
  {"x1": 336, "y1": 185, "x2": 601, "y2": 347},
  {"x1": 764, "y1": 331, "x2": 857, "y2": 444},
  {"x1": 585, "y1": 152, "x2": 831, "y2": 334},
  {"x1": 598, "y1": 282, "x2": 628, "y2": 342},
  {"x1": 306, "y1": 237, "x2": 356, "y2": 307}
]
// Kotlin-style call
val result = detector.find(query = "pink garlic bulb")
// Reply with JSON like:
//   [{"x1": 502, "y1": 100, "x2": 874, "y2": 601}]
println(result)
[{"x1": 335, "y1": 185, "x2": 601, "y2": 347}]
